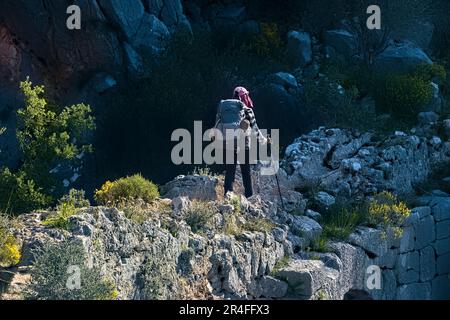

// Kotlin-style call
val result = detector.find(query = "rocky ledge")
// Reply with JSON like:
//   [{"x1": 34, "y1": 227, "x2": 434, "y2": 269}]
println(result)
[{"x1": 2, "y1": 123, "x2": 450, "y2": 300}]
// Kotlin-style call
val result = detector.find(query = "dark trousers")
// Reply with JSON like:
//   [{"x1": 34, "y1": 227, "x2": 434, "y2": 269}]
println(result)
[{"x1": 224, "y1": 148, "x2": 253, "y2": 198}]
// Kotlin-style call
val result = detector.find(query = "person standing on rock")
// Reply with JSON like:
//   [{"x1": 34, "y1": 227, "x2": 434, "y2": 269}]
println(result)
[{"x1": 213, "y1": 86, "x2": 269, "y2": 198}]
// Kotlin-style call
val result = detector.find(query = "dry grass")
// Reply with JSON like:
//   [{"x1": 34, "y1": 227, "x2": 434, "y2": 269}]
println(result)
[
  {"x1": 178, "y1": 256, "x2": 213, "y2": 300},
  {"x1": 121, "y1": 198, "x2": 172, "y2": 223},
  {"x1": 214, "y1": 175, "x2": 225, "y2": 202}
]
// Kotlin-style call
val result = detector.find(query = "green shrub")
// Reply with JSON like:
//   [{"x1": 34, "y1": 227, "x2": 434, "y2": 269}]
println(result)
[
  {"x1": 376, "y1": 74, "x2": 432, "y2": 120},
  {"x1": 16, "y1": 79, "x2": 95, "y2": 198},
  {"x1": 308, "y1": 235, "x2": 330, "y2": 253},
  {"x1": 0, "y1": 213, "x2": 21, "y2": 267},
  {"x1": 43, "y1": 189, "x2": 90, "y2": 230},
  {"x1": 322, "y1": 205, "x2": 366, "y2": 241},
  {"x1": 271, "y1": 255, "x2": 291, "y2": 275},
  {"x1": 241, "y1": 22, "x2": 283, "y2": 58},
  {"x1": 26, "y1": 241, "x2": 118, "y2": 300},
  {"x1": 0, "y1": 168, "x2": 51, "y2": 215},
  {"x1": 322, "y1": 58, "x2": 374, "y2": 96},
  {"x1": 185, "y1": 201, "x2": 215, "y2": 234},
  {"x1": 58, "y1": 189, "x2": 90, "y2": 209},
  {"x1": 367, "y1": 191, "x2": 411, "y2": 237},
  {"x1": 0, "y1": 79, "x2": 95, "y2": 215},
  {"x1": 42, "y1": 202, "x2": 77, "y2": 230},
  {"x1": 229, "y1": 195, "x2": 241, "y2": 215},
  {"x1": 303, "y1": 76, "x2": 375, "y2": 132},
  {"x1": 43, "y1": 190, "x2": 89, "y2": 230},
  {"x1": 94, "y1": 174, "x2": 159, "y2": 207},
  {"x1": 414, "y1": 63, "x2": 447, "y2": 84}
]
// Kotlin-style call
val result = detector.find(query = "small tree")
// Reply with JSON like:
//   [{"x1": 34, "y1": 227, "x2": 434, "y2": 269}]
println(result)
[
  {"x1": 17, "y1": 78, "x2": 95, "y2": 194},
  {"x1": 26, "y1": 241, "x2": 117, "y2": 300},
  {"x1": 0, "y1": 78, "x2": 95, "y2": 215}
]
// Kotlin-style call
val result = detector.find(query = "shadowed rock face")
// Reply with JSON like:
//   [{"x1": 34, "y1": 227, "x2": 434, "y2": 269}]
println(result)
[
  {"x1": 0, "y1": 0, "x2": 191, "y2": 170},
  {"x1": 0, "y1": 0, "x2": 190, "y2": 86},
  {"x1": 0, "y1": 26, "x2": 21, "y2": 81},
  {"x1": 1, "y1": 0, "x2": 122, "y2": 84}
]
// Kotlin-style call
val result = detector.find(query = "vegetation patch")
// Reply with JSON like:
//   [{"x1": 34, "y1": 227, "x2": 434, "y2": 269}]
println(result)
[
  {"x1": 26, "y1": 241, "x2": 118, "y2": 300},
  {"x1": 0, "y1": 213, "x2": 21, "y2": 268},
  {"x1": 271, "y1": 255, "x2": 291, "y2": 275},
  {"x1": 142, "y1": 255, "x2": 179, "y2": 300},
  {"x1": 43, "y1": 189, "x2": 90, "y2": 230},
  {"x1": 320, "y1": 192, "x2": 411, "y2": 241},
  {"x1": 185, "y1": 201, "x2": 216, "y2": 234},
  {"x1": 308, "y1": 235, "x2": 331, "y2": 253},
  {"x1": 243, "y1": 218, "x2": 275, "y2": 233},
  {"x1": 321, "y1": 204, "x2": 365, "y2": 241},
  {"x1": 376, "y1": 74, "x2": 432, "y2": 120},
  {"x1": 366, "y1": 191, "x2": 411, "y2": 237},
  {"x1": 95, "y1": 174, "x2": 159, "y2": 207},
  {"x1": 0, "y1": 79, "x2": 94, "y2": 215}
]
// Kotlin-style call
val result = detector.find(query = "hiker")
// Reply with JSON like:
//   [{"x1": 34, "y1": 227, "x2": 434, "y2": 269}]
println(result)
[{"x1": 214, "y1": 86, "x2": 269, "y2": 198}]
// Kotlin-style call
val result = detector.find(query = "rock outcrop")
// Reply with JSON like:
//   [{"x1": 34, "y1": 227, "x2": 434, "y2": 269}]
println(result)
[
  {"x1": 2, "y1": 117, "x2": 450, "y2": 300},
  {"x1": 6, "y1": 188, "x2": 449, "y2": 300},
  {"x1": 282, "y1": 127, "x2": 450, "y2": 197},
  {"x1": 374, "y1": 40, "x2": 433, "y2": 75}
]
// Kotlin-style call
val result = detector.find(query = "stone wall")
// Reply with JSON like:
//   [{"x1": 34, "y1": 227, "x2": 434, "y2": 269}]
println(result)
[
  {"x1": 351, "y1": 198, "x2": 450, "y2": 300},
  {"x1": 272, "y1": 201, "x2": 450, "y2": 300}
]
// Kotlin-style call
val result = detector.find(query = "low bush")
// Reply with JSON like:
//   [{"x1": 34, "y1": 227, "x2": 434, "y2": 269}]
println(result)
[
  {"x1": 58, "y1": 189, "x2": 90, "y2": 209},
  {"x1": 302, "y1": 76, "x2": 383, "y2": 133},
  {"x1": 308, "y1": 235, "x2": 330, "y2": 253},
  {"x1": 94, "y1": 174, "x2": 159, "y2": 207},
  {"x1": 43, "y1": 190, "x2": 89, "y2": 230},
  {"x1": 376, "y1": 74, "x2": 432, "y2": 120},
  {"x1": 26, "y1": 241, "x2": 118, "y2": 300},
  {"x1": 242, "y1": 22, "x2": 283, "y2": 58},
  {"x1": 185, "y1": 201, "x2": 216, "y2": 234},
  {"x1": 321, "y1": 205, "x2": 364, "y2": 241},
  {"x1": 367, "y1": 191, "x2": 411, "y2": 237},
  {"x1": 0, "y1": 168, "x2": 51, "y2": 215},
  {"x1": 42, "y1": 202, "x2": 77, "y2": 230},
  {"x1": 414, "y1": 63, "x2": 447, "y2": 84},
  {"x1": 271, "y1": 255, "x2": 291, "y2": 275},
  {"x1": 320, "y1": 192, "x2": 410, "y2": 240},
  {"x1": 0, "y1": 213, "x2": 21, "y2": 267}
]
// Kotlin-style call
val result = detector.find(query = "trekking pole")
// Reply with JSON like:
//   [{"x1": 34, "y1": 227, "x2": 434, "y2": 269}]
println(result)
[
  {"x1": 267, "y1": 134, "x2": 285, "y2": 211},
  {"x1": 275, "y1": 171, "x2": 285, "y2": 211}
]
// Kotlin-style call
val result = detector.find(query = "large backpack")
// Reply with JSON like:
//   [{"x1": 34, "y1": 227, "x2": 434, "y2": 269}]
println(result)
[{"x1": 215, "y1": 99, "x2": 244, "y2": 142}]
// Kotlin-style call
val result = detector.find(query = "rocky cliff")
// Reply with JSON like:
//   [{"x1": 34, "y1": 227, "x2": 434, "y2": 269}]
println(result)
[{"x1": 2, "y1": 122, "x2": 450, "y2": 300}]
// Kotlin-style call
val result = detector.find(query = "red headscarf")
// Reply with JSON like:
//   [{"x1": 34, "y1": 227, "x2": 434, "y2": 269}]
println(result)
[{"x1": 234, "y1": 86, "x2": 254, "y2": 108}]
